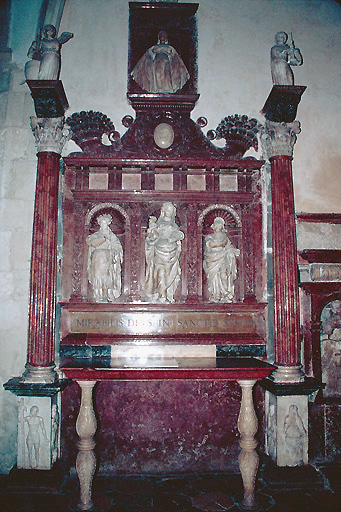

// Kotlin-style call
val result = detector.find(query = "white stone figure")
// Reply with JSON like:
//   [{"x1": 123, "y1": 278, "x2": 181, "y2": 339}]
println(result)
[
  {"x1": 131, "y1": 30, "x2": 189, "y2": 93},
  {"x1": 271, "y1": 31, "x2": 303, "y2": 85},
  {"x1": 25, "y1": 24, "x2": 73, "y2": 80},
  {"x1": 86, "y1": 214, "x2": 123, "y2": 302},
  {"x1": 203, "y1": 217, "x2": 240, "y2": 302},
  {"x1": 283, "y1": 404, "x2": 307, "y2": 466},
  {"x1": 142, "y1": 203, "x2": 184, "y2": 303},
  {"x1": 22, "y1": 406, "x2": 48, "y2": 468}
]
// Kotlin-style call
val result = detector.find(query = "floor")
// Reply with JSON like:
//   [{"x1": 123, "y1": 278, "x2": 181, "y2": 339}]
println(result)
[{"x1": 0, "y1": 458, "x2": 340, "y2": 512}]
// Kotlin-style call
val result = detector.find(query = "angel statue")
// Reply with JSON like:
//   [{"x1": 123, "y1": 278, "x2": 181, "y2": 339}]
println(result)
[
  {"x1": 131, "y1": 30, "x2": 189, "y2": 93},
  {"x1": 25, "y1": 24, "x2": 73, "y2": 81}
]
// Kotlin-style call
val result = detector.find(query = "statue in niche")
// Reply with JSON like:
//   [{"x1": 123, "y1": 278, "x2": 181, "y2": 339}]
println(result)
[
  {"x1": 21, "y1": 406, "x2": 48, "y2": 469},
  {"x1": 86, "y1": 214, "x2": 123, "y2": 302},
  {"x1": 131, "y1": 30, "x2": 190, "y2": 93},
  {"x1": 25, "y1": 25, "x2": 73, "y2": 81},
  {"x1": 270, "y1": 31, "x2": 303, "y2": 85},
  {"x1": 143, "y1": 203, "x2": 184, "y2": 303},
  {"x1": 283, "y1": 404, "x2": 307, "y2": 466},
  {"x1": 203, "y1": 217, "x2": 240, "y2": 303}
]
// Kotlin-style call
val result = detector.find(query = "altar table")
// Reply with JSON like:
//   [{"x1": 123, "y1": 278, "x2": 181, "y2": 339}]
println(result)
[{"x1": 61, "y1": 356, "x2": 274, "y2": 511}]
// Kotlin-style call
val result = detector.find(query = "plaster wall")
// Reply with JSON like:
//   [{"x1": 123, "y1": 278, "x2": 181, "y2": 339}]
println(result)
[{"x1": 0, "y1": 0, "x2": 340, "y2": 473}]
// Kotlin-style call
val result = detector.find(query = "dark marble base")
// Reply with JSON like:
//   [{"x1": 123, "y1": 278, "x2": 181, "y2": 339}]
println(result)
[
  {"x1": 7, "y1": 461, "x2": 68, "y2": 493},
  {"x1": 261, "y1": 377, "x2": 321, "y2": 396},
  {"x1": 261, "y1": 457, "x2": 324, "y2": 490},
  {"x1": 26, "y1": 80, "x2": 69, "y2": 118},
  {"x1": 261, "y1": 85, "x2": 306, "y2": 123},
  {"x1": 3, "y1": 377, "x2": 70, "y2": 397}
]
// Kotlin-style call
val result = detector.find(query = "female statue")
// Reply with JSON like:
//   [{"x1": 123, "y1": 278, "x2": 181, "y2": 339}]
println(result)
[
  {"x1": 271, "y1": 31, "x2": 303, "y2": 85},
  {"x1": 131, "y1": 30, "x2": 189, "y2": 93},
  {"x1": 203, "y1": 217, "x2": 240, "y2": 303},
  {"x1": 86, "y1": 214, "x2": 123, "y2": 302},
  {"x1": 26, "y1": 25, "x2": 73, "y2": 80},
  {"x1": 143, "y1": 203, "x2": 184, "y2": 303},
  {"x1": 284, "y1": 404, "x2": 307, "y2": 466}
]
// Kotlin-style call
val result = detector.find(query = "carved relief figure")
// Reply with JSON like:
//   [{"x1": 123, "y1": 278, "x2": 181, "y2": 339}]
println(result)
[
  {"x1": 25, "y1": 24, "x2": 73, "y2": 80},
  {"x1": 131, "y1": 30, "x2": 189, "y2": 93},
  {"x1": 203, "y1": 217, "x2": 240, "y2": 302},
  {"x1": 143, "y1": 203, "x2": 184, "y2": 303},
  {"x1": 86, "y1": 214, "x2": 123, "y2": 302},
  {"x1": 283, "y1": 404, "x2": 307, "y2": 466},
  {"x1": 271, "y1": 31, "x2": 302, "y2": 85},
  {"x1": 21, "y1": 406, "x2": 48, "y2": 468}
]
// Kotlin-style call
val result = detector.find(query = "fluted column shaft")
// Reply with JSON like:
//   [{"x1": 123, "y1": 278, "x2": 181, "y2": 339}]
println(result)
[
  {"x1": 22, "y1": 117, "x2": 69, "y2": 383},
  {"x1": 27, "y1": 151, "x2": 60, "y2": 369},
  {"x1": 270, "y1": 155, "x2": 301, "y2": 367},
  {"x1": 261, "y1": 120, "x2": 304, "y2": 383}
]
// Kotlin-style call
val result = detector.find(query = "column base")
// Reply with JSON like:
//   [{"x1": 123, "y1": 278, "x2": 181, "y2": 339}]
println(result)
[
  {"x1": 269, "y1": 365, "x2": 305, "y2": 384},
  {"x1": 20, "y1": 364, "x2": 58, "y2": 384}
]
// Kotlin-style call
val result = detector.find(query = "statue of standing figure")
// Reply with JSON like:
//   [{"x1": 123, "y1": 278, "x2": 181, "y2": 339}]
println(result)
[
  {"x1": 203, "y1": 217, "x2": 240, "y2": 303},
  {"x1": 143, "y1": 203, "x2": 184, "y2": 303},
  {"x1": 25, "y1": 24, "x2": 73, "y2": 81},
  {"x1": 131, "y1": 30, "x2": 190, "y2": 93},
  {"x1": 86, "y1": 214, "x2": 123, "y2": 302},
  {"x1": 270, "y1": 31, "x2": 303, "y2": 85},
  {"x1": 23, "y1": 406, "x2": 48, "y2": 469},
  {"x1": 283, "y1": 404, "x2": 307, "y2": 466}
]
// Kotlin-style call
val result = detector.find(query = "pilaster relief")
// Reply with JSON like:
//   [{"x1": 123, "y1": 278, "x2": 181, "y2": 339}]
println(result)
[
  {"x1": 17, "y1": 395, "x2": 60, "y2": 470},
  {"x1": 260, "y1": 120, "x2": 300, "y2": 159},
  {"x1": 265, "y1": 392, "x2": 308, "y2": 467},
  {"x1": 30, "y1": 116, "x2": 70, "y2": 153}
]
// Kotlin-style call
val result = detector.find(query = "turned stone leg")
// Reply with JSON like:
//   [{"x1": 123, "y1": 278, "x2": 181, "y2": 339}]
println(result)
[
  {"x1": 76, "y1": 381, "x2": 97, "y2": 511},
  {"x1": 237, "y1": 380, "x2": 259, "y2": 510}
]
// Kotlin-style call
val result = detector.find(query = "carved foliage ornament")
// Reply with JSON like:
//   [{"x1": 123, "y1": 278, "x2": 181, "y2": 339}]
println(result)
[
  {"x1": 260, "y1": 120, "x2": 301, "y2": 159},
  {"x1": 30, "y1": 116, "x2": 70, "y2": 154}
]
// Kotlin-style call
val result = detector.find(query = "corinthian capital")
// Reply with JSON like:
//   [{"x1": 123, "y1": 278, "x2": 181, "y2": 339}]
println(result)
[
  {"x1": 30, "y1": 116, "x2": 70, "y2": 154},
  {"x1": 260, "y1": 120, "x2": 301, "y2": 159}
]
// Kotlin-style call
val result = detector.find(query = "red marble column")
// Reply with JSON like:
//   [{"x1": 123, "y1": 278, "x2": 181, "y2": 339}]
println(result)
[
  {"x1": 21, "y1": 117, "x2": 69, "y2": 383},
  {"x1": 262, "y1": 120, "x2": 304, "y2": 382}
]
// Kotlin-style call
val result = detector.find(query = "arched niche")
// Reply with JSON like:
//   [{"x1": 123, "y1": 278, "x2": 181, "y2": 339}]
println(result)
[
  {"x1": 84, "y1": 203, "x2": 129, "y2": 301},
  {"x1": 198, "y1": 205, "x2": 242, "y2": 302}
]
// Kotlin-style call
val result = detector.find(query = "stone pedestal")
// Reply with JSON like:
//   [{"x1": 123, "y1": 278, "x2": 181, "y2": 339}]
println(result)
[
  {"x1": 262, "y1": 379, "x2": 321, "y2": 467},
  {"x1": 3, "y1": 378, "x2": 69, "y2": 470}
]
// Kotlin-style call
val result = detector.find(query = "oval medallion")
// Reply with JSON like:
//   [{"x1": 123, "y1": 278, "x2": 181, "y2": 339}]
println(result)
[{"x1": 153, "y1": 123, "x2": 174, "y2": 149}]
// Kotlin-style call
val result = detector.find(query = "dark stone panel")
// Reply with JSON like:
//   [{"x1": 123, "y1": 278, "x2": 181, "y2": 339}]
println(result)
[
  {"x1": 308, "y1": 403, "x2": 325, "y2": 462},
  {"x1": 60, "y1": 380, "x2": 266, "y2": 474},
  {"x1": 216, "y1": 345, "x2": 266, "y2": 357},
  {"x1": 325, "y1": 404, "x2": 341, "y2": 461}
]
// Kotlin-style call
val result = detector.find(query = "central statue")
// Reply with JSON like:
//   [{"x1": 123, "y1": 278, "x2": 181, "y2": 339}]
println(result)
[
  {"x1": 143, "y1": 203, "x2": 184, "y2": 303},
  {"x1": 131, "y1": 30, "x2": 190, "y2": 93}
]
